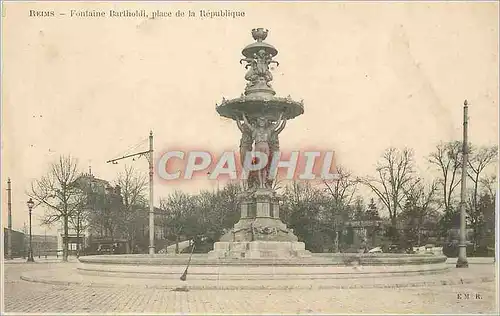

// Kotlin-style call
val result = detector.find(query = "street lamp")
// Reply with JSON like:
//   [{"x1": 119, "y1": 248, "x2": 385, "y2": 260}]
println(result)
[{"x1": 27, "y1": 198, "x2": 35, "y2": 262}]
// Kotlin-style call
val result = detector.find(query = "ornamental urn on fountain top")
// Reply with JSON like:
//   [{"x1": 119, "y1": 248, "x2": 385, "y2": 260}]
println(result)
[{"x1": 216, "y1": 28, "x2": 304, "y2": 122}]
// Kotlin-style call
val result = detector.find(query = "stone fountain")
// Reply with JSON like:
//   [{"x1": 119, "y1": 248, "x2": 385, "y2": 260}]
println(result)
[{"x1": 209, "y1": 28, "x2": 310, "y2": 259}]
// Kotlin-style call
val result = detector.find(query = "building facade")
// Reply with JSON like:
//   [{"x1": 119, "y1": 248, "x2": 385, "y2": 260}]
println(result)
[
  {"x1": 31, "y1": 234, "x2": 58, "y2": 257},
  {"x1": 3, "y1": 228, "x2": 58, "y2": 258},
  {"x1": 3, "y1": 228, "x2": 25, "y2": 258}
]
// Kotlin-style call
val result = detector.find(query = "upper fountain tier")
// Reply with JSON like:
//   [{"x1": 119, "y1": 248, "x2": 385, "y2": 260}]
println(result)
[{"x1": 216, "y1": 28, "x2": 304, "y2": 121}]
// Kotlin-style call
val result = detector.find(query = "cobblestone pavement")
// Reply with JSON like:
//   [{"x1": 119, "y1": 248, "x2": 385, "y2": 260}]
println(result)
[
  {"x1": 2, "y1": 262, "x2": 498, "y2": 314},
  {"x1": 3, "y1": 256, "x2": 77, "y2": 265}
]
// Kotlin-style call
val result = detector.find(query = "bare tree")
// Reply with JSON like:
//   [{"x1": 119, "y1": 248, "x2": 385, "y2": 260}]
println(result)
[
  {"x1": 467, "y1": 145, "x2": 498, "y2": 212},
  {"x1": 281, "y1": 181, "x2": 332, "y2": 251},
  {"x1": 290, "y1": 181, "x2": 320, "y2": 205},
  {"x1": 321, "y1": 166, "x2": 358, "y2": 232},
  {"x1": 361, "y1": 148, "x2": 416, "y2": 229},
  {"x1": 323, "y1": 166, "x2": 358, "y2": 209},
  {"x1": 281, "y1": 181, "x2": 323, "y2": 225},
  {"x1": 480, "y1": 174, "x2": 497, "y2": 198},
  {"x1": 29, "y1": 155, "x2": 83, "y2": 262},
  {"x1": 115, "y1": 165, "x2": 148, "y2": 252},
  {"x1": 402, "y1": 178, "x2": 439, "y2": 246},
  {"x1": 116, "y1": 165, "x2": 147, "y2": 209},
  {"x1": 465, "y1": 145, "x2": 498, "y2": 249},
  {"x1": 68, "y1": 197, "x2": 89, "y2": 257},
  {"x1": 103, "y1": 186, "x2": 123, "y2": 242},
  {"x1": 196, "y1": 190, "x2": 220, "y2": 240},
  {"x1": 71, "y1": 173, "x2": 99, "y2": 256},
  {"x1": 159, "y1": 191, "x2": 196, "y2": 254},
  {"x1": 428, "y1": 141, "x2": 462, "y2": 212}
]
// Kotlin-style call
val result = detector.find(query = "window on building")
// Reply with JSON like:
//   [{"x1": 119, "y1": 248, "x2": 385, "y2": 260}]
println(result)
[{"x1": 155, "y1": 228, "x2": 163, "y2": 239}]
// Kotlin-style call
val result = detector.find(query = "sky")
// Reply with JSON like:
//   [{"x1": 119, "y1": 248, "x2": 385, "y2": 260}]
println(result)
[{"x1": 2, "y1": 2, "x2": 498, "y2": 236}]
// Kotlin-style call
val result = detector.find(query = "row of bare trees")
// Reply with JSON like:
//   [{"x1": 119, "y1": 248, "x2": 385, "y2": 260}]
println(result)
[
  {"x1": 360, "y1": 142, "x2": 497, "y2": 249},
  {"x1": 156, "y1": 183, "x2": 241, "y2": 253},
  {"x1": 28, "y1": 156, "x2": 149, "y2": 260},
  {"x1": 28, "y1": 140, "x2": 496, "y2": 258},
  {"x1": 269, "y1": 142, "x2": 496, "y2": 252},
  {"x1": 29, "y1": 156, "x2": 85, "y2": 261}
]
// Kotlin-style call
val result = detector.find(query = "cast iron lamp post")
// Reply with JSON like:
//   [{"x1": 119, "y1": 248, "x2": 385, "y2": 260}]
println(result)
[{"x1": 27, "y1": 198, "x2": 35, "y2": 262}]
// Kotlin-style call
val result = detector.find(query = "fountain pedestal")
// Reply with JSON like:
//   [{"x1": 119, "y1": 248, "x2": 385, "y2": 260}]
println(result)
[{"x1": 209, "y1": 188, "x2": 311, "y2": 259}]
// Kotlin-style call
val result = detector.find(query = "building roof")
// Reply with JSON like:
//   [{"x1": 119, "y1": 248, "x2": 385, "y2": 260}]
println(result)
[{"x1": 75, "y1": 173, "x2": 110, "y2": 190}]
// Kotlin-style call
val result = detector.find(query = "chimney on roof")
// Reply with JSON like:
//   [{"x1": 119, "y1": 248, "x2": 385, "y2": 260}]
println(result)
[{"x1": 106, "y1": 185, "x2": 113, "y2": 194}]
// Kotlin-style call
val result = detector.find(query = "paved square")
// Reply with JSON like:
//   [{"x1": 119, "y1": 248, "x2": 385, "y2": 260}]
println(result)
[{"x1": 2, "y1": 260, "x2": 498, "y2": 314}]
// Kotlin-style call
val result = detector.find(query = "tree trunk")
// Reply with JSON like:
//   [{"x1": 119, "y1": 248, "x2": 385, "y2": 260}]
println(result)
[
  {"x1": 175, "y1": 235, "x2": 180, "y2": 254},
  {"x1": 390, "y1": 216, "x2": 398, "y2": 243},
  {"x1": 130, "y1": 231, "x2": 135, "y2": 254},
  {"x1": 76, "y1": 213, "x2": 80, "y2": 258},
  {"x1": 63, "y1": 214, "x2": 69, "y2": 262},
  {"x1": 76, "y1": 229, "x2": 80, "y2": 258},
  {"x1": 110, "y1": 225, "x2": 114, "y2": 242},
  {"x1": 417, "y1": 226, "x2": 421, "y2": 247}
]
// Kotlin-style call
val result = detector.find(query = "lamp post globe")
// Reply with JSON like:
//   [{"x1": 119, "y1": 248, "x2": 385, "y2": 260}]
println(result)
[{"x1": 27, "y1": 198, "x2": 35, "y2": 262}]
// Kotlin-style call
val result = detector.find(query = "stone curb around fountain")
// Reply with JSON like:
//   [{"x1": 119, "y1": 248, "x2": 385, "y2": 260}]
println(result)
[
  {"x1": 77, "y1": 253, "x2": 449, "y2": 266},
  {"x1": 19, "y1": 265, "x2": 495, "y2": 291}
]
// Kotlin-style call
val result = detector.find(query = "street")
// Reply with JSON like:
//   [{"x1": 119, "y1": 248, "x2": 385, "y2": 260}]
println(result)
[{"x1": 2, "y1": 259, "x2": 497, "y2": 314}]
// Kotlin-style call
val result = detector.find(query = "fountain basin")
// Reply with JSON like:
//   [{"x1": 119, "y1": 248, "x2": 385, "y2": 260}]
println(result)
[
  {"x1": 77, "y1": 253, "x2": 449, "y2": 281},
  {"x1": 216, "y1": 95, "x2": 304, "y2": 121}
]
